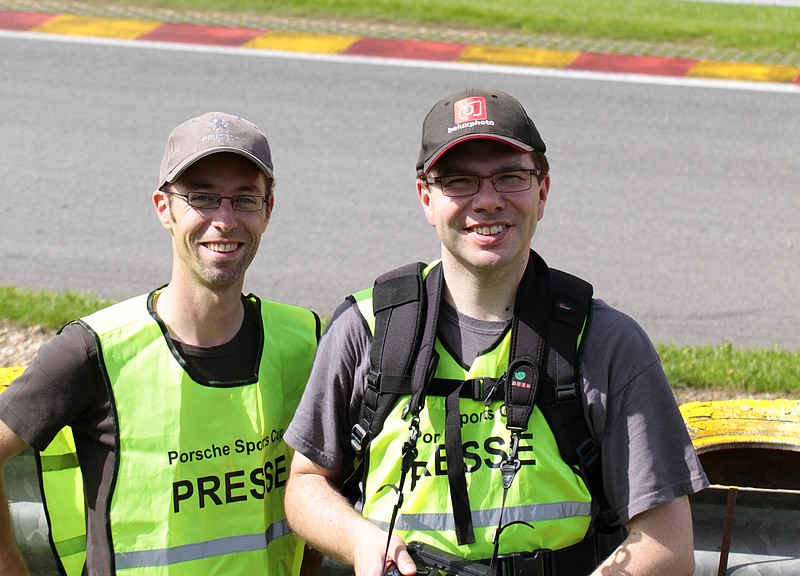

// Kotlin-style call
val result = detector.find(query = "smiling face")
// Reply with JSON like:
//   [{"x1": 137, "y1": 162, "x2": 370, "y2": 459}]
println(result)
[
  {"x1": 417, "y1": 139, "x2": 549, "y2": 280},
  {"x1": 154, "y1": 152, "x2": 273, "y2": 292}
]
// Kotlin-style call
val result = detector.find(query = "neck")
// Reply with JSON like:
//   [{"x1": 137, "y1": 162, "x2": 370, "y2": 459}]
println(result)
[
  {"x1": 440, "y1": 253, "x2": 529, "y2": 321},
  {"x1": 155, "y1": 282, "x2": 245, "y2": 347}
]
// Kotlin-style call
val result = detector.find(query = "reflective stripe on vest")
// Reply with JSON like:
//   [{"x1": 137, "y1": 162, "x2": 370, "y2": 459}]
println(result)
[
  {"x1": 353, "y1": 273, "x2": 593, "y2": 559},
  {"x1": 114, "y1": 519, "x2": 292, "y2": 569},
  {"x1": 366, "y1": 501, "x2": 593, "y2": 533},
  {"x1": 38, "y1": 292, "x2": 317, "y2": 575}
]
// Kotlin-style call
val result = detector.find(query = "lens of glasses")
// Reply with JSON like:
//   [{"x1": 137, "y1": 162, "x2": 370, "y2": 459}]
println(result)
[
  {"x1": 438, "y1": 170, "x2": 534, "y2": 197},
  {"x1": 186, "y1": 193, "x2": 264, "y2": 212},
  {"x1": 492, "y1": 170, "x2": 533, "y2": 192}
]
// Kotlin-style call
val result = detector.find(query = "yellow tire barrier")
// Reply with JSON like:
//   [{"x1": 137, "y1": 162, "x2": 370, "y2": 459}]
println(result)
[
  {"x1": 0, "y1": 366, "x2": 25, "y2": 392},
  {"x1": 681, "y1": 399, "x2": 800, "y2": 453},
  {"x1": 680, "y1": 399, "x2": 800, "y2": 491}
]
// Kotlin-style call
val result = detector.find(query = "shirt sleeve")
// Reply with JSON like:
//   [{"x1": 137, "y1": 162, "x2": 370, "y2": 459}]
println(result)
[
  {"x1": 285, "y1": 300, "x2": 372, "y2": 472},
  {"x1": 580, "y1": 300, "x2": 709, "y2": 525},
  {"x1": 0, "y1": 323, "x2": 102, "y2": 451}
]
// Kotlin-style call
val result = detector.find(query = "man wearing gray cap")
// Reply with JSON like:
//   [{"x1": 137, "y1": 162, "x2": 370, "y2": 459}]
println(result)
[
  {"x1": 0, "y1": 112, "x2": 320, "y2": 575},
  {"x1": 283, "y1": 89, "x2": 707, "y2": 576}
]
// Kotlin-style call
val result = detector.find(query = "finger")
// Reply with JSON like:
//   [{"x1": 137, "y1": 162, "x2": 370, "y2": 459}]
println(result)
[{"x1": 391, "y1": 547, "x2": 417, "y2": 575}]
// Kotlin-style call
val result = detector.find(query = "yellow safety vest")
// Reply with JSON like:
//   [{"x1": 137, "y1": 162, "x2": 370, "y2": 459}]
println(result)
[
  {"x1": 37, "y1": 292, "x2": 317, "y2": 575},
  {"x1": 353, "y1": 276, "x2": 592, "y2": 560}
]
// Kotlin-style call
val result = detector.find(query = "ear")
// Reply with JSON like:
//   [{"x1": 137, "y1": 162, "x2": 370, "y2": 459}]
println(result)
[
  {"x1": 153, "y1": 189, "x2": 173, "y2": 230},
  {"x1": 537, "y1": 174, "x2": 550, "y2": 222},
  {"x1": 416, "y1": 178, "x2": 436, "y2": 226},
  {"x1": 262, "y1": 193, "x2": 275, "y2": 230}
]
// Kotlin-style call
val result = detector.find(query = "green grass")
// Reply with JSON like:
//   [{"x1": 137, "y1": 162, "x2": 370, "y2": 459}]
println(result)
[
  {"x1": 2, "y1": 285, "x2": 798, "y2": 396},
  {"x1": 658, "y1": 343, "x2": 800, "y2": 397},
  {"x1": 102, "y1": 0, "x2": 800, "y2": 58},
  {"x1": 0, "y1": 285, "x2": 116, "y2": 330}
]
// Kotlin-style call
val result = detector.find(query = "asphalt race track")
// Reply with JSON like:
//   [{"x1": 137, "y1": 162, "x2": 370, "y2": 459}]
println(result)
[{"x1": 1, "y1": 32, "x2": 798, "y2": 349}]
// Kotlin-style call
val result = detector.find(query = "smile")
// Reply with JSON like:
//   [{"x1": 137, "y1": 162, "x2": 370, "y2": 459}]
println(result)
[
  {"x1": 472, "y1": 225, "x2": 505, "y2": 236},
  {"x1": 205, "y1": 243, "x2": 240, "y2": 253}
]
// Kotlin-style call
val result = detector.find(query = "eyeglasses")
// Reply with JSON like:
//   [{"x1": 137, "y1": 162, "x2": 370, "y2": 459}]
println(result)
[
  {"x1": 425, "y1": 169, "x2": 545, "y2": 198},
  {"x1": 165, "y1": 191, "x2": 266, "y2": 212}
]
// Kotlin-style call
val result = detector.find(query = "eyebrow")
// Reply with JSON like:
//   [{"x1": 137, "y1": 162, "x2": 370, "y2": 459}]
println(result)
[
  {"x1": 232, "y1": 185, "x2": 262, "y2": 194},
  {"x1": 436, "y1": 163, "x2": 530, "y2": 176},
  {"x1": 186, "y1": 182, "x2": 263, "y2": 194}
]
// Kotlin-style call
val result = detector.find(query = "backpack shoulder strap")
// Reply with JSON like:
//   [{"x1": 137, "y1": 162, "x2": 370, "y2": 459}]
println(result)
[
  {"x1": 345, "y1": 262, "x2": 446, "y2": 506},
  {"x1": 538, "y1": 268, "x2": 593, "y2": 470},
  {"x1": 370, "y1": 262, "x2": 428, "y2": 393},
  {"x1": 505, "y1": 253, "x2": 619, "y2": 532},
  {"x1": 350, "y1": 262, "x2": 426, "y2": 457},
  {"x1": 540, "y1": 268, "x2": 620, "y2": 532}
]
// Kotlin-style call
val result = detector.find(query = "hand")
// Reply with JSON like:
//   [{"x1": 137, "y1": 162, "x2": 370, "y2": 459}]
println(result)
[{"x1": 353, "y1": 530, "x2": 416, "y2": 576}]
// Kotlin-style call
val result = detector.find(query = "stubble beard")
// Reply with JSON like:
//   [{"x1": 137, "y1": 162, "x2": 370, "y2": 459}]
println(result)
[{"x1": 197, "y1": 257, "x2": 248, "y2": 289}]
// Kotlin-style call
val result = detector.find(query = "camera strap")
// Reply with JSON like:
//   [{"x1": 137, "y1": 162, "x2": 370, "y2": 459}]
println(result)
[
  {"x1": 488, "y1": 432, "x2": 537, "y2": 573},
  {"x1": 381, "y1": 416, "x2": 420, "y2": 576}
]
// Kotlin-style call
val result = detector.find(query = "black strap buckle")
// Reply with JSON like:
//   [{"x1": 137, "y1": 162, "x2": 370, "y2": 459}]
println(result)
[
  {"x1": 367, "y1": 368, "x2": 381, "y2": 390},
  {"x1": 575, "y1": 437, "x2": 599, "y2": 468},
  {"x1": 350, "y1": 423, "x2": 367, "y2": 454},
  {"x1": 498, "y1": 549, "x2": 554, "y2": 576},
  {"x1": 555, "y1": 382, "x2": 577, "y2": 403}
]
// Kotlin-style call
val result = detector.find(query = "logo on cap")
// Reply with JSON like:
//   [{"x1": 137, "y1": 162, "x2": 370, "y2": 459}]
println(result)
[
  {"x1": 207, "y1": 118, "x2": 229, "y2": 133},
  {"x1": 202, "y1": 117, "x2": 240, "y2": 144},
  {"x1": 454, "y1": 97, "x2": 487, "y2": 124}
]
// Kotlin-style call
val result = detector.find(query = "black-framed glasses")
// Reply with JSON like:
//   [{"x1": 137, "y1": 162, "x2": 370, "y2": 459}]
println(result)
[
  {"x1": 165, "y1": 191, "x2": 266, "y2": 212},
  {"x1": 425, "y1": 169, "x2": 544, "y2": 198}
]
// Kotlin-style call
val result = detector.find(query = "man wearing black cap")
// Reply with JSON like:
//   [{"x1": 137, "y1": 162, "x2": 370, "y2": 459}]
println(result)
[
  {"x1": 0, "y1": 113, "x2": 320, "y2": 575},
  {"x1": 284, "y1": 89, "x2": 707, "y2": 576}
]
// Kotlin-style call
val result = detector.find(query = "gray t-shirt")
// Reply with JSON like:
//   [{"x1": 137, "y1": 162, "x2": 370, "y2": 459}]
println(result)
[{"x1": 285, "y1": 297, "x2": 708, "y2": 526}]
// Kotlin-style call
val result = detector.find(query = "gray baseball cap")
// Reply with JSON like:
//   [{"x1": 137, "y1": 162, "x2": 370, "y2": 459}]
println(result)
[
  {"x1": 417, "y1": 88, "x2": 546, "y2": 173},
  {"x1": 158, "y1": 112, "x2": 273, "y2": 188}
]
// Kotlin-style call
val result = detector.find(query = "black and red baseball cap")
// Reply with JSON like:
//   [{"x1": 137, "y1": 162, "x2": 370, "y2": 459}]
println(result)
[{"x1": 417, "y1": 88, "x2": 546, "y2": 173}]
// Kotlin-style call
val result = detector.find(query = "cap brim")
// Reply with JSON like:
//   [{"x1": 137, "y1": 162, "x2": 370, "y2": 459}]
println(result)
[
  {"x1": 423, "y1": 134, "x2": 534, "y2": 173},
  {"x1": 162, "y1": 147, "x2": 274, "y2": 187}
]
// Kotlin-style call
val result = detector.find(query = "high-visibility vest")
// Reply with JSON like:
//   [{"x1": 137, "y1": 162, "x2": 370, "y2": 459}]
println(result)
[
  {"x1": 353, "y1": 286, "x2": 593, "y2": 560},
  {"x1": 37, "y1": 292, "x2": 318, "y2": 575}
]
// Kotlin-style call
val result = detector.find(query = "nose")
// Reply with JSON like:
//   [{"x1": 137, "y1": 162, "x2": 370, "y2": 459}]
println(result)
[
  {"x1": 471, "y1": 176, "x2": 504, "y2": 212},
  {"x1": 210, "y1": 197, "x2": 239, "y2": 231}
]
